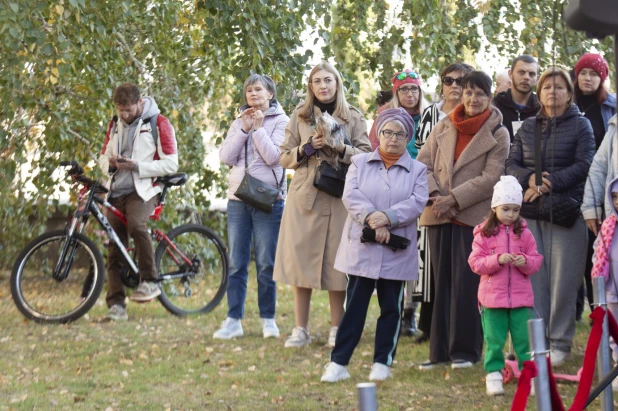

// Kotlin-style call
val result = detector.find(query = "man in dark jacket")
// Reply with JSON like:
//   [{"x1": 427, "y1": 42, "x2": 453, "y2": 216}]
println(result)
[{"x1": 492, "y1": 55, "x2": 540, "y2": 142}]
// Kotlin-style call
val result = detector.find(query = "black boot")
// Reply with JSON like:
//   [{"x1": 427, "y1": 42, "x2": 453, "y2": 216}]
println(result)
[{"x1": 400, "y1": 307, "x2": 418, "y2": 337}]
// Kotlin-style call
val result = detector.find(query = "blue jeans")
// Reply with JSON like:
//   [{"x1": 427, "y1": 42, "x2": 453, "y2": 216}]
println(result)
[{"x1": 226, "y1": 199, "x2": 283, "y2": 319}]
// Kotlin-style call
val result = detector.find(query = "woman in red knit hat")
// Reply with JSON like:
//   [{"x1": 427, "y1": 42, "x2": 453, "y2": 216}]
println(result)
[
  {"x1": 573, "y1": 53, "x2": 617, "y2": 320},
  {"x1": 368, "y1": 69, "x2": 427, "y2": 155}
]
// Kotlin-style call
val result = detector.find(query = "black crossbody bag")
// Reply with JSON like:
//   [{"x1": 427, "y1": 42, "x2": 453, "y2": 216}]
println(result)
[
  {"x1": 234, "y1": 141, "x2": 285, "y2": 213},
  {"x1": 310, "y1": 108, "x2": 352, "y2": 198}
]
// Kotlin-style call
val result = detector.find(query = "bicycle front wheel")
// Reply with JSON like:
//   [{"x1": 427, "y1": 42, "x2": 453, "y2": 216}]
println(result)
[
  {"x1": 156, "y1": 224, "x2": 228, "y2": 316},
  {"x1": 10, "y1": 230, "x2": 105, "y2": 324}
]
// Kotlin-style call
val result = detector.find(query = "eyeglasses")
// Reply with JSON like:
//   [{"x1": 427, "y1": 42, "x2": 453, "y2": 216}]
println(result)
[
  {"x1": 396, "y1": 71, "x2": 419, "y2": 81},
  {"x1": 397, "y1": 86, "x2": 420, "y2": 95},
  {"x1": 310, "y1": 77, "x2": 334, "y2": 86},
  {"x1": 442, "y1": 76, "x2": 464, "y2": 86},
  {"x1": 380, "y1": 129, "x2": 407, "y2": 140}
]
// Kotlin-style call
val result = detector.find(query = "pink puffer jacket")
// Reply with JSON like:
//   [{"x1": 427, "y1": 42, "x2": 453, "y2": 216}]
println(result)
[{"x1": 468, "y1": 219, "x2": 543, "y2": 309}]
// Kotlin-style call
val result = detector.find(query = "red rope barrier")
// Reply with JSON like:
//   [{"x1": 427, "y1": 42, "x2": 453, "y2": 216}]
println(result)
[
  {"x1": 510, "y1": 306, "x2": 607, "y2": 411},
  {"x1": 510, "y1": 361, "x2": 538, "y2": 411}
]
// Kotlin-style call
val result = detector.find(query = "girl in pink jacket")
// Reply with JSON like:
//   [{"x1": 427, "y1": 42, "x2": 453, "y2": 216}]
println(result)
[{"x1": 468, "y1": 175, "x2": 543, "y2": 396}]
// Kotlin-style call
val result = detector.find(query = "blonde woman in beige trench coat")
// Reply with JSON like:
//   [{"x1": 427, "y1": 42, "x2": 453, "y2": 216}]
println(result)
[{"x1": 274, "y1": 62, "x2": 371, "y2": 348}]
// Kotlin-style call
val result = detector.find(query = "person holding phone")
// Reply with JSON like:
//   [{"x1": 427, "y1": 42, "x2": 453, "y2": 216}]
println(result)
[{"x1": 98, "y1": 83, "x2": 178, "y2": 321}]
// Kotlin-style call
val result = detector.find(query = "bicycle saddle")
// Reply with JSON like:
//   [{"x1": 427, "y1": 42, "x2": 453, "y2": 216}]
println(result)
[{"x1": 158, "y1": 173, "x2": 188, "y2": 187}]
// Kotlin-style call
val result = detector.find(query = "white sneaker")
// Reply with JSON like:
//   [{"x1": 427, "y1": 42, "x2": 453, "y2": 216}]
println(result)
[
  {"x1": 486, "y1": 371, "x2": 505, "y2": 396},
  {"x1": 262, "y1": 318, "x2": 280, "y2": 339},
  {"x1": 320, "y1": 362, "x2": 350, "y2": 383},
  {"x1": 130, "y1": 281, "x2": 161, "y2": 302},
  {"x1": 104, "y1": 304, "x2": 128, "y2": 321},
  {"x1": 451, "y1": 359, "x2": 473, "y2": 369},
  {"x1": 328, "y1": 326, "x2": 338, "y2": 347},
  {"x1": 213, "y1": 317, "x2": 243, "y2": 339},
  {"x1": 549, "y1": 349, "x2": 571, "y2": 367},
  {"x1": 369, "y1": 363, "x2": 392, "y2": 381},
  {"x1": 284, "y1": 327, "x2": 311, "y2": 348}
]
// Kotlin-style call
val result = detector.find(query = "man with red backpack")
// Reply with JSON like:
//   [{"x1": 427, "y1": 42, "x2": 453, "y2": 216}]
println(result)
[{"x1": 98, "y1": 83, "x2": 178, "y2": 321}]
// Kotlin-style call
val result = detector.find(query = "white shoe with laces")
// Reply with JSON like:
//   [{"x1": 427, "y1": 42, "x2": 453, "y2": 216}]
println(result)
[
  {"x1": 284, "y1": 327, "x2": 311, "y2": 348},
  {"x1": 321, "y1": 362, "x2": 350, "y2": 383},
  {"x1": 213, "y1": 317, "x2": 243, "y2": 339},
  {"x1": 369, "y1": 363, "x2": 392, "y2": 381},
  {"x1": 486, "y1": 371, "x2": 505, "y2": 396},
  {"x1": 328, "y1": 326, "x2": 338, "y2": 347},
  {"x1": 262, "y1": 318, "x2": 280, "y2": 338}
]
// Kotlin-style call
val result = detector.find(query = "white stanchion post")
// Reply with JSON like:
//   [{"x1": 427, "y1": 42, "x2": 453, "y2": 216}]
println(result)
[
  {"x1": 594, "y1": 276, "x2": 614, "y2": 411},
  {"x1": 528, "y1": 318, "x2": 552, "y2": 411},
  {"x1": 357, "y1": 382, "x2": 378, "y2": 411}
]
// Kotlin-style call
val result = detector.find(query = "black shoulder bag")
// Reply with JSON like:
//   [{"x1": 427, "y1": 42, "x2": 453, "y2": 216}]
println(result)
[
  {"x1": 534, "y1": 118, "x2": 581, "y2": 228},
  {"x1": 234, "y1": 141, "x2": 285, "y2": 213},
  {"x1": 311, "y1": 107, "x2": 352, "y2": 198}
]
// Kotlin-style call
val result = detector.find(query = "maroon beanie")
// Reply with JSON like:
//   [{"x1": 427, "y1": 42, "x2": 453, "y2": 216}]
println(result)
[
  {"x1": 575, "y1": 53, "x2": 609, "y2": 83},
  {"x1": 375, "y1": 108, "x2": 417, "y2": 142},
  {"x1": 391, "y1": 69, "x2": 422, "y2": 96}
]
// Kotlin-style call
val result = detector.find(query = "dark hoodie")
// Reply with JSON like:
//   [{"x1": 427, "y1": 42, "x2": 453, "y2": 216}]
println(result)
[{"x1": 492, "y1": 89, "x2": 540, "y2": 143}]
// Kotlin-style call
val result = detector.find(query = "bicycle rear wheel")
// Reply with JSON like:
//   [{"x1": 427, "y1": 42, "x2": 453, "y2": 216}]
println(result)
[
  {"x1": 155, "y1": 223, "x2": 228, "y2": 316},
  {"x1": 10, "y1": 230, "x2": 105, "y2": 324}
]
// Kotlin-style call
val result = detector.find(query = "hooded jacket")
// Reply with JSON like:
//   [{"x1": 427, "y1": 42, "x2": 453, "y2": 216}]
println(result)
[
  {"x1": 505, "y1": 104, "x2": 596, "y2": 222},
  {"x1": 219, "y1": 100, "x2": 289, "y2": 201},
  {"x1": 468, "y1": 219, "x2": 543, "y2": 308},
  {"x1": 582, "y1": 115, "x2": 618, "y2": 221},
  {"x1": 492, "y1": 89, "x2": 540, "y2": 142},
  {"x1": 99, "y1": 97, "x2": 178, "y2": 202}
]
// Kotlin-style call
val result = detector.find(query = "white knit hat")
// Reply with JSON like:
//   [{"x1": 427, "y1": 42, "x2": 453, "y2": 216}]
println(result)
[{"x1": 491, "y1": 175, "x2": 523, "y2": 208}]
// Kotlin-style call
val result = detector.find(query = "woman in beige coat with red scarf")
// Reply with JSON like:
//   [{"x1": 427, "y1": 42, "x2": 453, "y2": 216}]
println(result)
[
  {"x1": 416, "y1": 71, "x2": 510, "y2": 370},
  {"x1": 274, "y1": 62, "x2": 371, "y2": 348}
]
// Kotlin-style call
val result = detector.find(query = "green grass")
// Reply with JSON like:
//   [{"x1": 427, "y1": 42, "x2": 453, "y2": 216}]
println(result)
[{"x1": 0, "y1": 267, "x2": 607, "y2": 410}]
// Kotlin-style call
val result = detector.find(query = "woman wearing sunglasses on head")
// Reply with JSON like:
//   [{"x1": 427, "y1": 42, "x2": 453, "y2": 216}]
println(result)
[
  {"x1": 417, "y1": 71, "x2": 510, "y2": 370},
  {"x1": 368, "y1": 70, "x2": 427, "y2": 157},
  {"x1": 412, "y1": 62, "x2": 474, "y2": 344}
]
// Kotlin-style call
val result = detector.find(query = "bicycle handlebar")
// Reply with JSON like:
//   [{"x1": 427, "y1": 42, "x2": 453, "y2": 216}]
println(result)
[{"x1": 60, "y1": 161, "x2": 108, "y2": 194}]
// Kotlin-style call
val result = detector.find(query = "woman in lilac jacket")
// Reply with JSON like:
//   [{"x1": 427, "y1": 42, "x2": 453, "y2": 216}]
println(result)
[
  {"x1": 214, "y1": 75, "x2": 289, "y2": 340},
  {"x1": 321, "y1": 108, "x2": 428, "y2": 383}
]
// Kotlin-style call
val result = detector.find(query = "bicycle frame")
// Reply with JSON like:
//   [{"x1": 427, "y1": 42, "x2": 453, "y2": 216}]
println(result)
[{"x1": 54, "y1": 175, "x2": 196, "y2": 284}]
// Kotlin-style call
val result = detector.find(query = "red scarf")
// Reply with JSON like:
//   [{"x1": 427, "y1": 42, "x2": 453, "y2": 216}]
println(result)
[{"x1": 449, "y1": 104, "x2": 491, "y2": 162}]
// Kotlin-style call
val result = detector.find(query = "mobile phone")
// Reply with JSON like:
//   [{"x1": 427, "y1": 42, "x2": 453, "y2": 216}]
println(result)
[{"x1": 116, "y1": 157, "x2": 127, "y2": 163}]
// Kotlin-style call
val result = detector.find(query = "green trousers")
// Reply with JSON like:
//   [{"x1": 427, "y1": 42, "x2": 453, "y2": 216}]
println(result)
[{"x1": 481, "y1": 307, "x2": 533, "y2": 373}]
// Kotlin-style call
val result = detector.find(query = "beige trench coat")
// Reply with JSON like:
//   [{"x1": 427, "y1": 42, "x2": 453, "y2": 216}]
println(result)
[{"x1": 273, "y1": 105, "x2": 371, "y2": 290}]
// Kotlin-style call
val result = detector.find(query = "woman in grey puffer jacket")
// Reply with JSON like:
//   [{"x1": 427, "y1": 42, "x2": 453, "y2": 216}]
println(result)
[
  {"x1": 215, "y1": 75, "x2": 290, "y2": 340},
  {"x1": 505, "y1": 67, "x2": 595, "y2": 367}
]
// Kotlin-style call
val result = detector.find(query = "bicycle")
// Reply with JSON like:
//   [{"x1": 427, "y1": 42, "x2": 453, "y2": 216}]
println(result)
[{"x1": 10, "y1": 161, "x2": 229, "y2": 324}]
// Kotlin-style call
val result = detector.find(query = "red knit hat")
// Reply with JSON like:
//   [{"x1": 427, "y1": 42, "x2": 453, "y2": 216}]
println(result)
[
  {"x1": 391, "y1": 69, "x2": 421, "y2": 96},
  {"x1": 575, "y1": 53, "x2": 609, "y2": 83}
]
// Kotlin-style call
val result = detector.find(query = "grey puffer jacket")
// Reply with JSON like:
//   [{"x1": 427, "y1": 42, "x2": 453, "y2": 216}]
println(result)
[{"x1": 505, "y1": 104, "x2": 595, "y2": 220}]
